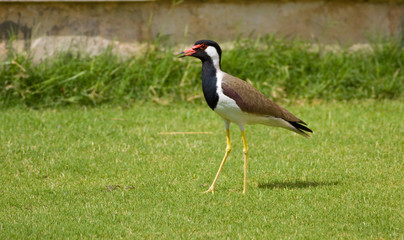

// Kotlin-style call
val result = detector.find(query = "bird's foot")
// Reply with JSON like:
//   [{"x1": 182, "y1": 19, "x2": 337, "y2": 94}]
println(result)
[{"x1": 202, "y1": 186, "x2": 215, "y2": 194}]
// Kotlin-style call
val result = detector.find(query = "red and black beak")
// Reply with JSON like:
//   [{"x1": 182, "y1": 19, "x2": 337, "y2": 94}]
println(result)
[{"x1": 178, "y1": 44, "x2": 202, "y2": 58}]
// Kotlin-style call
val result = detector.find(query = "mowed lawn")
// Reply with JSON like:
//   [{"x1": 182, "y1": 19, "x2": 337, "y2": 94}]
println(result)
[{"x1": 0, "y1": 101, "x2": 403, "y2": 239}]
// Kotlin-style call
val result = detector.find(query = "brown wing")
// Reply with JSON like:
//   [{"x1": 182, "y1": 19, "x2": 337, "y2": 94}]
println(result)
[{"x1": 221, "y1": 73, "x2": 302, "y2": 123}]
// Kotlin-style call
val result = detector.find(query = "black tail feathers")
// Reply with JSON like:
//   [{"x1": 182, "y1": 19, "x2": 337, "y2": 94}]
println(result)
[{"x1": 289, "y1": 121, "x2": 313, "y2": 137}]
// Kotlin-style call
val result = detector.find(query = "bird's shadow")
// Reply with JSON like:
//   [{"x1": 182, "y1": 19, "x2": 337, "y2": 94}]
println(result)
[{"x1": 258, "y1": 180, "x2": 339, "y2": 190}]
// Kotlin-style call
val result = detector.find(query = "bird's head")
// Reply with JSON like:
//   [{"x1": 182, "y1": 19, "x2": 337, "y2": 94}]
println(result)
[{"x1": 179, "y1": 40, "x2": 222, "y2": 67}]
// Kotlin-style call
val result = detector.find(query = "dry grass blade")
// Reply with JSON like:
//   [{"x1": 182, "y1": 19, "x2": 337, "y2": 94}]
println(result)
[{"x1": 158, "y1": 131, "x2": 213, "y2": 135}]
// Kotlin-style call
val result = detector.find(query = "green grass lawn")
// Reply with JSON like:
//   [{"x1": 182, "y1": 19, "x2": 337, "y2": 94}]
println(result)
[{"x1": 0, "y1": 101, "x2": 403, "y2": 239}]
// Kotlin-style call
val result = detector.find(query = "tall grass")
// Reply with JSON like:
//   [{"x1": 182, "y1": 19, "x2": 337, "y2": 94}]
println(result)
[{"x1": 1, "y1": 36, "x2": 403, "y2": 107}]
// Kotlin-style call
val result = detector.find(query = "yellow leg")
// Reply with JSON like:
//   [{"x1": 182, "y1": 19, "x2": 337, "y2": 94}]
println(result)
[
  {"x1": 203, "y1": 129, "x2": 231, "y2": 194},
  {"x1": 241, "y1": 131, "x2": 249, "y2": 194}
]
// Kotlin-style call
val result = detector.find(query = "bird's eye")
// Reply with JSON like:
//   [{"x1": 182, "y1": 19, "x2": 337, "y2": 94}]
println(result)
[
  {"x1": 200, "y1": 44, "x2": 208, "y2": 50},
  {"x1": 192, "y1": 43, "x2": 208, "y2": 51}
]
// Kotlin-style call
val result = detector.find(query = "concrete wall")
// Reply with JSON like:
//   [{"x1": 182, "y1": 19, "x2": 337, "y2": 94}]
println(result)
[{"x1": 1, "y1": 0, "x2": 403, "y2": 59}]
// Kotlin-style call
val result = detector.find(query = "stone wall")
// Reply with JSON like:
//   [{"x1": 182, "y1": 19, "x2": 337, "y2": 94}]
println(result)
[{"x1": 1, "y1": 0, "x2": 403, "y2": 59}]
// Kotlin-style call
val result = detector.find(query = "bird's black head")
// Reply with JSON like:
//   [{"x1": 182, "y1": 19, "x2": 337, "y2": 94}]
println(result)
[{"x1": 179, "y1": 40, "x2": 222, "y2": 64}]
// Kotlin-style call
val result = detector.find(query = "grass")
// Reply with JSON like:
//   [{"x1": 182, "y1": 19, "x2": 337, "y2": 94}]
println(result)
[
  {"x1": 1, "y1": 101, "x2": 403, "y2": 239},
  {"x1": 1, "y1": 36, "x2": 403, "y2": 107}
]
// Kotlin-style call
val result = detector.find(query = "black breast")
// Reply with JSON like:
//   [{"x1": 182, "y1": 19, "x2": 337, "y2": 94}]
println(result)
[{"x1": 201, "y1": 60, "x2": 219, "y2": 110}]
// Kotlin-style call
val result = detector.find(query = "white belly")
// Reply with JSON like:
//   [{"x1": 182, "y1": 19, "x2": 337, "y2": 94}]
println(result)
[{"x1": 214, "y1": 95, "x2": 263, "y2": 125}]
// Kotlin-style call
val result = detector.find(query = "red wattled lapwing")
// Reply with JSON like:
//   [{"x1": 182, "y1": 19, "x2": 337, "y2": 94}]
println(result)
[{"x1": 179, "y1": 40, "x2": 312, "y2": 194}]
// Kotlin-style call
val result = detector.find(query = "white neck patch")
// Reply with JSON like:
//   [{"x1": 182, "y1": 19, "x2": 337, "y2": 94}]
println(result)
[{"x1": 205, "y1": 46, "x2": 221, "y2": 70}]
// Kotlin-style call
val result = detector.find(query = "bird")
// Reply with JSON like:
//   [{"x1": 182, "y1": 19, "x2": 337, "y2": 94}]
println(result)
[{"x1": 179, "y1": 40, "x2": 312, "y2": 194}]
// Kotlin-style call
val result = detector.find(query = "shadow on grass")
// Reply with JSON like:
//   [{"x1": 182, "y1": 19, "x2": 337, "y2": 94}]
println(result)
[{"x1": 258, "y1": 180, "x2": 339, "y2": 189}]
